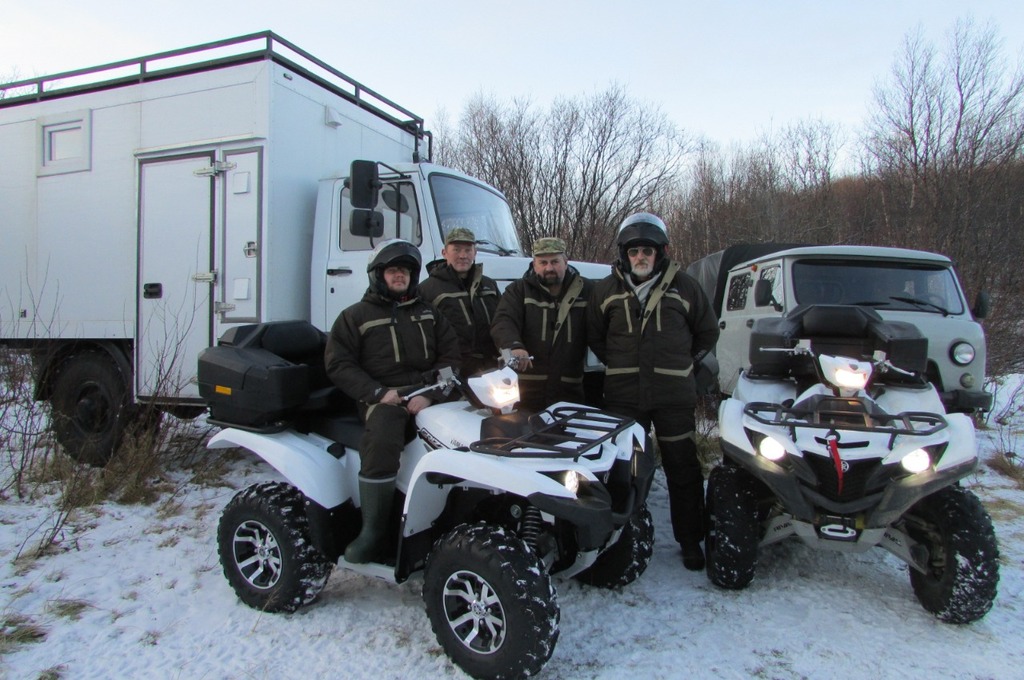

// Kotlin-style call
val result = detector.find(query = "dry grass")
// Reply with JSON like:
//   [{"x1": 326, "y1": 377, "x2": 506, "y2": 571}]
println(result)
[{"x1": 0, "y1": 612, "x2": 47, "y2": 656}]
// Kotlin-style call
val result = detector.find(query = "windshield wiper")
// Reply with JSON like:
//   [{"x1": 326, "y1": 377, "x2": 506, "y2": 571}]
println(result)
[
  {"x1": 890, "y1": 295, "x2": 950, "y2": 316},
  {"x1": 475, "y1": 239, "x2": 517, "y2": 256}
]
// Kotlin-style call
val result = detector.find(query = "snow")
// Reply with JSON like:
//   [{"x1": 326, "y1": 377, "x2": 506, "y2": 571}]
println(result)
[{"x1": 1, "y1": 387, "x2": 1022, "y2": 679}]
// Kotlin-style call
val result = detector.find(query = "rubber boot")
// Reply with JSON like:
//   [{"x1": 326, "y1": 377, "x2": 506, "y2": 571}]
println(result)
[{"x1": 344, "y1": 476, "x2": 395, "y2": 564}]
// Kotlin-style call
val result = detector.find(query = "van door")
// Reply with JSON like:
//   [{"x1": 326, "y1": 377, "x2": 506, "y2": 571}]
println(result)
[
  {"x1": 716, "y1": 260, "x2": 784, "y2": 393},
  {"x1": 137, "y1": 153, "x2": 215, "y2": 401}
]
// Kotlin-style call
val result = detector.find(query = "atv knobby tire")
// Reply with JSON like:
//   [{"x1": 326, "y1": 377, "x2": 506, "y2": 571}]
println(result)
[
  {"x1": 575, "y1": 503, "x2": 654, "y2": 588},
  {"x1": 423, "y1": 523, "x2": 558, "y2": 679},
  {"x1": 905, "y1": 486, "x2": 1000, "y2": 624},
  {"x1": 705, "y1": 464, "x2": 760, "y2": 590},
  {"x1": 218, "y1": 482, "x2": 332, "y2": 613}
]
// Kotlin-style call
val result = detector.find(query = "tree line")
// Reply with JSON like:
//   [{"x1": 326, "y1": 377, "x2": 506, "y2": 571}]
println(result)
[{"x1": 436, "y1": 19, "x2": 1024, "y2": 377}]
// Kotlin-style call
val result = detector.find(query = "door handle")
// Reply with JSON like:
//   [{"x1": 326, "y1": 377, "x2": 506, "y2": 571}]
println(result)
[
  {"x1": 719, "y1": 320, "x2": 726, "y2": 329},
  {"x1": 327, "y1": 267, "x2": 352, "y2": 276},
  {"x1": 746, "y1": 319, "x2": 755, "y2": 327}
]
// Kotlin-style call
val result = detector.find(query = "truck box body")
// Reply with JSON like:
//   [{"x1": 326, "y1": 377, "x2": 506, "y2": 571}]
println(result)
[{"x1": 1, "y1": 34, "x2": 597, "y2": 463}]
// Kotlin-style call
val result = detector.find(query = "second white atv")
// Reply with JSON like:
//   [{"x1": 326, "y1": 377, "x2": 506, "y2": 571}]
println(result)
[{"x1": 197, "y1": 320, "x2": 655, "y2": 679}]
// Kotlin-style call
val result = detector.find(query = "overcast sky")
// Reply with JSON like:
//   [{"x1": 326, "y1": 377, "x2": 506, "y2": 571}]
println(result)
[{"x1": 3, "y1": 1, "x2": 1023, "y2": 149}]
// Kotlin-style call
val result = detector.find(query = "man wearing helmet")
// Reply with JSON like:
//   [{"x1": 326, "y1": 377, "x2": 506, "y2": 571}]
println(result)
[
  {"x1": 325, "y1": 239, "x2": 461, "y2": 563},
  {"x1": 491, "y1": 237, "x2": 592, "y2": 412},
  {"x1": 588, "y1": 213, "x2": 719, "y2": 570},
  {"x1": 419, "y1": 227, "x2": 500, "y2": 378}
]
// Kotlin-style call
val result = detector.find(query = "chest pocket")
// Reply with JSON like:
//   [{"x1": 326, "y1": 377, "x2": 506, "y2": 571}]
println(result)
[{"x1": 409, "y1": 312, "x2": 436, "y2": 360}]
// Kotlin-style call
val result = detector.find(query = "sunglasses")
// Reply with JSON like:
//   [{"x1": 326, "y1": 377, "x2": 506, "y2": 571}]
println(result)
[{"x1": 627, "y1": 246, "x2": 657, "y2": 258}]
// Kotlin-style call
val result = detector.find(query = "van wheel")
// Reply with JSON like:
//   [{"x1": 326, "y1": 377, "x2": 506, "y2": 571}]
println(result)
[{"x1": 50, "y1": 350, "x2": 130, "y2": 466}]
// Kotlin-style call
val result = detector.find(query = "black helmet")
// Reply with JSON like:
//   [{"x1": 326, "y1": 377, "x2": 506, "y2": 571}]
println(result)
[
  {"x1": 616, "y1": 212, "x2": 669, "y2": 270},
  {"x1": 367, "y1": 239, "x2": 422, "y2": 298}
]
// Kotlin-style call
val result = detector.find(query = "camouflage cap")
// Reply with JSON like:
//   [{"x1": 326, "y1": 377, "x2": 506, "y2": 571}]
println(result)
[
  {"x1": 531, "y1": 237, "x2": 566, "y2": 256},
  {"x1": 445, "y1": 227, "x2": 477, "y2": 245}
]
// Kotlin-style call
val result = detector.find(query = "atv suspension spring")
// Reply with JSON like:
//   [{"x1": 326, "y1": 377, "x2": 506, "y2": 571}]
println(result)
[{"x1": 520, "y1": 506, "x2": 543, "y2": 552}]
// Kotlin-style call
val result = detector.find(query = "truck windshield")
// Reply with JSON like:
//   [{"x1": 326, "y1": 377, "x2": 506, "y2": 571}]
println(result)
[
  {"x1": 428, "y1": 174, "x2": 522, "y2": 255},
  {"x1": 792, "y1": 260, "x2": 965, "y2": 315}
]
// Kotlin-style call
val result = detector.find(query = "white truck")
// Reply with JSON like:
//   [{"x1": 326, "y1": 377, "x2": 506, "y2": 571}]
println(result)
[
  {"x1": 686, "y1": 243, "x2": 992, "y2": 413},
  {"x1": 0, "y1": 32, "x2": 605, "y2": 464}
]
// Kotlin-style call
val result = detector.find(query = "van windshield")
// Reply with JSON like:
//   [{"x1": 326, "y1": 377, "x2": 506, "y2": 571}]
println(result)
[
  {"x1": 792, "y1": 260, "x2": 965, "y2": 315},
  {"x1": 428, "y1": 174, "x2": 522, "y2": 256}
]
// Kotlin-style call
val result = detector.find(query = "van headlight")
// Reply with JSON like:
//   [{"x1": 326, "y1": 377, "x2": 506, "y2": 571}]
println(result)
[{"x1": 951, "y1": 342, "x2": 975, "y2": 366}]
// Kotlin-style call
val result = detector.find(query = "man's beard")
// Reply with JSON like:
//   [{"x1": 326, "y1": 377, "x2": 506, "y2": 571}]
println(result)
[
  {"x1": 630, "y1": 262, "x2": 654, "y2": 281},
  {"x1": 541, "y1": 271, "x2": 561, "y2": 286}
]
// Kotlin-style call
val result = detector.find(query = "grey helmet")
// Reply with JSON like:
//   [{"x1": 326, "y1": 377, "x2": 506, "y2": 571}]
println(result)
[
  {"x1": 367, "y1": 238, "x2": 422, "y2": 298},
  {"x1": 616, "y1": 212, "x2": 669, "y2": 270}
]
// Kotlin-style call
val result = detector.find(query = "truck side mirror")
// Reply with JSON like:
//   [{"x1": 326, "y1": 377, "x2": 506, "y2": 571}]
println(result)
[
  {"x1": 351, "y1": 209, "x2": 384, "y2": 237},
  {"x1": 973, "y1": 290, "x2": 991, "y2": 319},
  {"x1": 349, "y1": 160, "x2": 380, "y2": 210},
  {"x1": 754, "y1": 279, "x2": 782, "y2": 311}
]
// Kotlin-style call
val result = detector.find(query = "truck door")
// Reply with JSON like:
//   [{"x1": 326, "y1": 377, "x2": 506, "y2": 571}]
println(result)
[
  {"x1": 323, "y1": 178, "x2": 423, "y2": 326},
  {"x1": 137, "y1": 153, "x2": 215, "y2": 401},
  {"x1": 716, "y1": 261, "x2": 783, "y2": 394},
  {"x1": 216, "y1": 148, "x2": 261, "y2": 327}
]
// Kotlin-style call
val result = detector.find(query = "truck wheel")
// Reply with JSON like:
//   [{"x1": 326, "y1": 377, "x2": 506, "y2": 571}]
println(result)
[
  {"x1": 50, "y1": 350, "x2": 131, "y2": 466},
  {"x1": 905, "y1": 486, "x2": 1000, "y2": 623},
  {"x1": 217, "y1": 482, "x2": 332, "y2": 613},
  {"x1": 423, "y1": 523, "x2": 558, "y2": 680},
  {"x1": 705, "y1": 464, "x2": 760, "y2": 590},
  {"x1": 575, "y1": 504, "x2": 654, "y2": 588}
]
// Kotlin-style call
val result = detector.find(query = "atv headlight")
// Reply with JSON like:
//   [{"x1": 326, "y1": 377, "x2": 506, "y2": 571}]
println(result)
[
  {"x1": 900, "y1": 448, "x2": 931, "y2": 473},
  {"x1": 818, "y1": 354, "x2": 872, "y2": 392},
  {"x1": 563, "y1": 470, "x2": 581, "y2": 495},
  {"x1": 758, "y1": 436, "x2": 787, "y2": 462},
  {"x1": 467, "y1": 366, "x2": 520, "y2": 413}
]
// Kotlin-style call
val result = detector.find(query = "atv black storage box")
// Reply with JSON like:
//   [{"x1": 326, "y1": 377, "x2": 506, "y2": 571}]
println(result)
[
  {"x1": 197, "y1": 321, "x2": 327, "y2": 427},
  {"x1": 748, "y1": 305, "x2": 927, "y2": 379}
]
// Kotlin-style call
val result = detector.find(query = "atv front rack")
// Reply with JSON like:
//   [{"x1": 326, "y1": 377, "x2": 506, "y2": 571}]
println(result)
[
  {"x1": 744, "y1": 397, "x2": 947, "y2": 450},
  {"x1": 470, "y1": 407, "x2": 636, "y2": 459}
]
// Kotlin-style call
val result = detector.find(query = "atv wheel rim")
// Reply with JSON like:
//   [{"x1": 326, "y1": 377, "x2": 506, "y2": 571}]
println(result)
[
  {"x1": 231, "y1": 520, "x2": 282, "y2": 590},
  {"x1": 441, "y1": 570, "x2": 506, "y2": 655}
]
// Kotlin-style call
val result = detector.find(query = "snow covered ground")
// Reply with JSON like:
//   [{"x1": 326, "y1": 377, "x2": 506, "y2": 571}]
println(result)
[{"x1": 1, "y1": 386, "x2": 1021, "y2": 679}]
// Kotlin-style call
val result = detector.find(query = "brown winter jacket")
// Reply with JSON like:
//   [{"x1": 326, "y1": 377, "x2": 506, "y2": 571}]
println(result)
[
  {"x1": 588, "y1": 259, "x2": 719, "y2": 410},
  {"x1": 418, "y1": 261, "x2": 500, "y2": 370},
  {"x1": 325, "y1": 288, "x2": 462, "y2": 404},
  {"x1": 490, "y1": 265, "x2": 591, "y2": 409}
]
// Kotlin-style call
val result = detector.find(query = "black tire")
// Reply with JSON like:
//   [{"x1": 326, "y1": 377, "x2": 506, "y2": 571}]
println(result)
[
  {"x1": 423, "y1": 523, "x2": 559, "y2": 680},
  {"x1": 575, "y1": 504, "x2": 654, "y2": 588},
  {"x1": 50, "y1": 350, "x2": 131, "y2": 466},
  {"x1": 217, "y1": 482, "x2": 332, "y2": 613},
  {"x1": 705, "y1": 464, "x2": 760, "y2": 590},
  {"x1": 905, "y1": 486, "x2": 1000, "y2": 624}
]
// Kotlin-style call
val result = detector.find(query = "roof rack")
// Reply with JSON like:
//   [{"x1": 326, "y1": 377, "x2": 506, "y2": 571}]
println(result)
[{"x1": 0, "y1": 31, "x2": 426, "y2": 138}]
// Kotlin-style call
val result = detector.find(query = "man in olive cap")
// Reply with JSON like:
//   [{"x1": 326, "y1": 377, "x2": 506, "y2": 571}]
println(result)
[
  {"x1": 491, "y1": 237, "x2": 592, "y2": 411},
  {"x1": 419, "y1": 227, "x2": 501, "y2": 377}
]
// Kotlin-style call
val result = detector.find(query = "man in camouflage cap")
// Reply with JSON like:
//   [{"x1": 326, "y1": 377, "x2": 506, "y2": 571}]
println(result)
[
  {"x1": 491, "y1": 236, "x2": 592, "y2": 411},
  {"x1": 419, "y1": 227, "x2": 501, "y2": 377}
]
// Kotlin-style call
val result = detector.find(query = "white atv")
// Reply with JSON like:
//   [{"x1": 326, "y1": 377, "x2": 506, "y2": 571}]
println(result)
[
  {"x1": 197, "y1": 320, "x2": 655, "y2": 679},
  {"x1": 707, "y1": 304, "x2": 999, "y2": 623}
]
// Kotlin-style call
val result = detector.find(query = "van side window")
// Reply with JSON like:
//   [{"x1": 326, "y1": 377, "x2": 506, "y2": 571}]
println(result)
[
  {"x1": 339, "y1": 181, "x2": 422, "y2": 251},
  {"x1": 726, "y1": 272, "x2": 752, "y2": 311},
  {"x1": 757, "y1": 265, "x2": 781, "y2": 307}
]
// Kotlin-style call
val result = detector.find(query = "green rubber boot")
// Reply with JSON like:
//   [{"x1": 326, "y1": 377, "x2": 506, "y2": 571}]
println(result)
[{"x1": 344, "y1": 476, "x2": 395, "y2": 564}]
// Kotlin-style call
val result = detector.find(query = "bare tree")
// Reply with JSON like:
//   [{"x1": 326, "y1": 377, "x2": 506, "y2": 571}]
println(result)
[{"x1": 441, "y1": 85, "x2": 691, "y2": 263}]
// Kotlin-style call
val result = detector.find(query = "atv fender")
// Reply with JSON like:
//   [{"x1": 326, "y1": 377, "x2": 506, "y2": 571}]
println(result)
[
  {"x1": 208, "y1": 428, "x2": 353, "y2": 508},
  {"x1": 401, "y1": 448, "x2": 593, "y2": 536}
]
